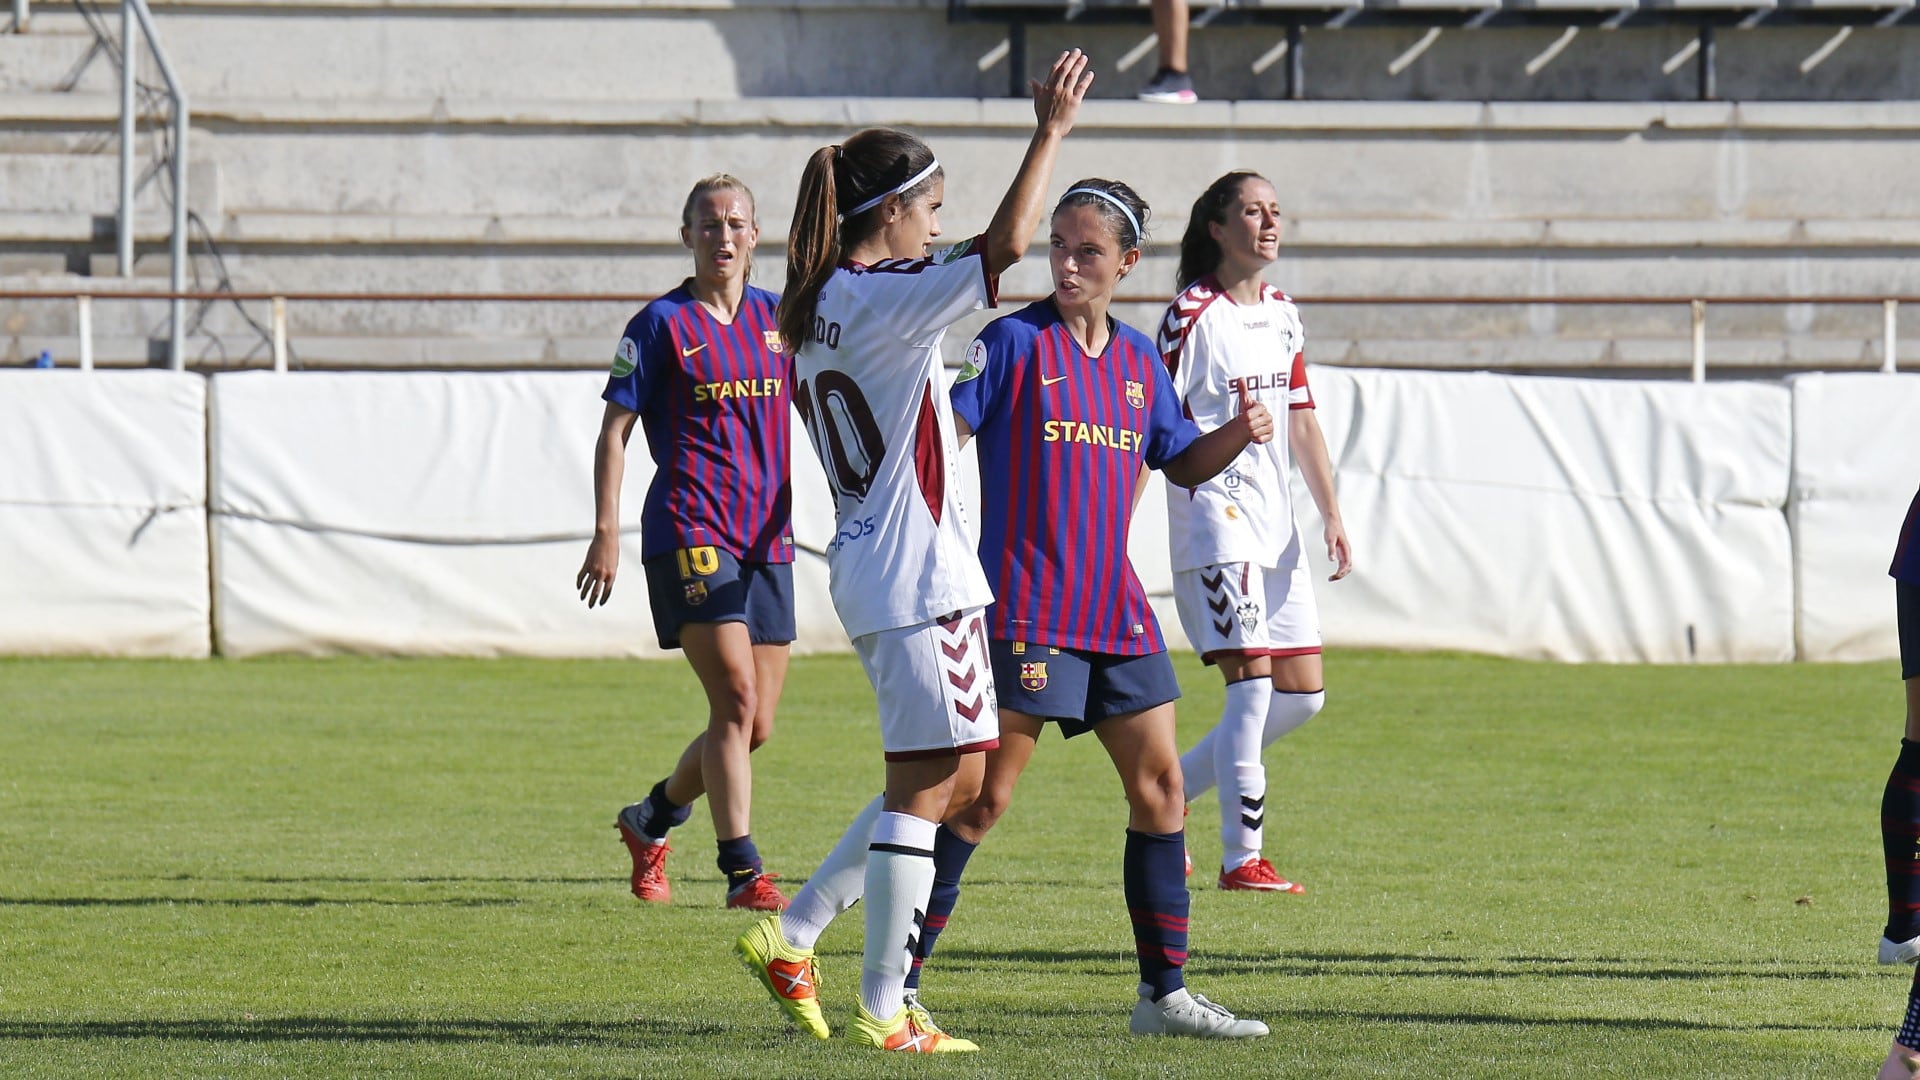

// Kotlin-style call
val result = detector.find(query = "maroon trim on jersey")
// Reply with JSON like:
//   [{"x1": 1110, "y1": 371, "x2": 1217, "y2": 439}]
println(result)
[
  {"x1": 1288, "y1": 350, "x2": 1316, "y2": 410},
  {"x1": 884, "y1": 737, "x2": 1001, "y2": 762},
  {"x1": 1159, "y1": 277, "x2": 1228, "y2": 387},
  {"x1": 912, "y1": 380, "x2": 945, "y2": 526}
]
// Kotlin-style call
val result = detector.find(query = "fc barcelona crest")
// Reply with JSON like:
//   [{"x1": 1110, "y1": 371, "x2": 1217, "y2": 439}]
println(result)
[
  {"x1": 1019, "y1": 662, "x2": 1048, "y2": 692},
  {"x1": 683, "y1": 580, "x2": 709, "y2": 606},
  {"x1": 1124, "y1": 379, "x2": 1145, "y2": 410},
  {"x1": 763, "y1": 330, "x2": 784, "y2": 354}
]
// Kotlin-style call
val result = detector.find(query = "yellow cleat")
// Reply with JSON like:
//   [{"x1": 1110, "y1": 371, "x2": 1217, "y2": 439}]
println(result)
[
  {"x1": 734, "y1": 915, "x2": 829, "y2": 1040},
  {"x1": 847, "y1": 1002, "x2": 979, "y2": 1052}
]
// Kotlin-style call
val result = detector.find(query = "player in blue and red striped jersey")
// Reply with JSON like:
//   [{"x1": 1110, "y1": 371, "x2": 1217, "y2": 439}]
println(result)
[
  {"x1": 1876, "y1": 484, "x2": 1920, "y2": 1080},
  {"x1": 576, "y1": 174, "x2": 793, "y2": 914},
  {"x1": 921, "y1": 179, "x2": 1273, "y2": 1038}
]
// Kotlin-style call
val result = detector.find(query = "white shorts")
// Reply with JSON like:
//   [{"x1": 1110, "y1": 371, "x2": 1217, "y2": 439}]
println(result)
[
  {"x1": 1174, "y1": 528, "x2": 1321, "y2": 665},
  {"x1": 853, "y1": 607, "x2": 1000, "y2": 761}
]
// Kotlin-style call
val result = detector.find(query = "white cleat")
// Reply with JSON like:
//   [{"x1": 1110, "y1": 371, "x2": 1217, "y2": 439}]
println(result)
[
  {"x1": 1129, "y1": 986, "x2": 1269, "y2": 1039},
  {"x1": 1882, "y1": 935, "x2": 1920, "y2": 965}
]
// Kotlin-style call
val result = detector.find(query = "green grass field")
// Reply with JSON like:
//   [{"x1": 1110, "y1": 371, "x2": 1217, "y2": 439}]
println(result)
[{"x1": 0, "y1": 651, "x2": 1907, "y2": 1077}]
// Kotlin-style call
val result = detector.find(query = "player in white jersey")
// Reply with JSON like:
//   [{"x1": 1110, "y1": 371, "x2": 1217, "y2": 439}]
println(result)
[
  {"x1": 733, "y1": 50, "x2": 1093, "y2": 1054},
  {"x1": 1158, "y1": 170, "x2": 1353, "y2": 895}
]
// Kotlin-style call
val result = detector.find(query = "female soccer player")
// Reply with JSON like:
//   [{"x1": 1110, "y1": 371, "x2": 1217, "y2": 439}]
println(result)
[
  {"x1": 911, "y1": 179, "x2": 1273, "y2": 1038},
  {"x1": 1876, "y1": 484, "x2": 1920, "y2": 1080},
  {"x1": 1158, "y1": 170, "x2": 1353, "y2": 895},
  {"x1": 576, "y1": 174, "x2": 792, "y2": 913},
  {"x1": 733, "y1": 50, "x2": 1093, "y2": 1054}
]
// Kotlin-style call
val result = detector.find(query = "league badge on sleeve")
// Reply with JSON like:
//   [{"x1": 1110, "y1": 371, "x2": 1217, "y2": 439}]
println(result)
[
  {"x1": 1019, "y1": 662, "x2": 1048, "y2": 692},
  {"x1": 1124, "y1": 379, "x2": 1145, "y2": 410},
  {"x1": 955, "y1": 339, "x2": 986, "y2": 384},
  {"x1": 612, "y1": 337, "x2": 639, "y2": 377}
]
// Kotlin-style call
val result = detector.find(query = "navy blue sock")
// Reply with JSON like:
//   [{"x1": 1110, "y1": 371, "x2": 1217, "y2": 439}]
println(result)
[
  {"x1": 716, "y1": 835, "x2": 763, "y2": 886},
  {"x1": 642, "y1": 779, "x2": 690, "y2": 841},
  {"x1": 904, "y1": 825, "x2": 979, "y2": 992},
  {"x1": 1885, "y1": 740, "x2": 1920, "y2": 941},
  {"x1": 1900, "y1": 968, "x2": 1920, "y2": 1051},
  {"x1": 1124, "y1": 828, "x2": 1190, "y2": 1001}
]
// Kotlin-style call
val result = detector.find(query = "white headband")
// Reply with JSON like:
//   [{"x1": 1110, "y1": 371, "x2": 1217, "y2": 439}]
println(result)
[
  {"x1": 1062, "y1": 187, "x2": 1142, "y2": 246},
  {"x1": 843, "y1": 159, "x2": 942, "y2": 220}
]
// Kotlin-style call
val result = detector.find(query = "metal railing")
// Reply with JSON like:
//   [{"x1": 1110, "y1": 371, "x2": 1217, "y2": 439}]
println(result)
[
  {"x1": 10, "y1": 0, "x2": 27, "y2": 32},
  {"x1": 0, "y1": 289, "x2": 1907, "y2": 379},
  {"x1": 116, "y1": 0, "x2": 189, "y2": 370}
]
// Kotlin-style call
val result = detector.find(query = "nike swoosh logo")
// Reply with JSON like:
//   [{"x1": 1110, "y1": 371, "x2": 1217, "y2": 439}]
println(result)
[
  {"x1": 1039, "y1": 372, "x2": 1068, "y2": 387},
  {"x1": 681, "y1": 344, "x2": 707, "y2": 358}
]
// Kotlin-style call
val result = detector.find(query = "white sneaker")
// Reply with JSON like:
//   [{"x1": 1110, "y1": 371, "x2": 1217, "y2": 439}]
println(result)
[
  {"x1": 1129, "y1": 986, "x2": 1269, "y2": 1038},
  {"x1": 1881, "y1": 935, "x2": 1920, "y2": 965}
]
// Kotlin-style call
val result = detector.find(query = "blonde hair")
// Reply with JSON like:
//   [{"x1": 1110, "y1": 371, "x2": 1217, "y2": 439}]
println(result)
[
  {"x1": 681, "y1": 174, "x2": 758, "y2": 281},
  {"x1": 681, "y1": 174, "x2": 757, "y2": 230}
]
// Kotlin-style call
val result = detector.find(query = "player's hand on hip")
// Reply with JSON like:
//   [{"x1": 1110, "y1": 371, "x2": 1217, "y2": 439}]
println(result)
[
  {"x1": 1030, "y1": 48, "x2": 1094, "y2": 136},
  {"x1": 1326, "y1": 522, "x2": 1353, "y2": 581},
  {"x1": 1237, "y1": 389, "x2": 1275, "y2": 445},
  {"x1": 576, "y1": 535, "x2": 619, "y2": 608}
]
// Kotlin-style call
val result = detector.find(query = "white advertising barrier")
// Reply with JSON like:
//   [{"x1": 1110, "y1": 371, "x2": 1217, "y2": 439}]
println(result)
[
  {"x1": 0, "y1": 371, "x2": 210, "y2": 657},
  {"x1": 210, "y1": 371, "x2": 844, "y2": 657},
  {"x1": 1275, "y1": 367, "x2": 1796, "y2": 663},
  {"x1": 1789, "y1": 373, "x2": 1920, "y2": 663}
]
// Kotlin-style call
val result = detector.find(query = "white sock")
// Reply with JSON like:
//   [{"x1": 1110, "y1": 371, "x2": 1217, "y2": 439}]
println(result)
[
  {"x1": 1181, "y1": 677, "x2": 1267, "y2": 801},
  {"x1": 1210, "y1": 679, "x2": 1269, "y2": 868},
  {"x1": 861, "y1": 810, "x2": 937, "y2": 1022},
  {"x1": 1223, "y1": 763, "x2": 1267, "y2": 870},
  {"x1": 1266, "y1": 689, "x2": 1325, "y2": 743},
  {"x1": 1179, "y1": 728, "x2": 1220, "y2": 799},
  {"x1": 781, "y1": 793, "x2": 884, "y2": 951}
]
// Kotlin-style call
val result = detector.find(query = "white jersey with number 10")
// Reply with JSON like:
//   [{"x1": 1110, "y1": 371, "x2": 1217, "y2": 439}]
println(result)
[{"x1": 793, "y1": 235, "x2": 999, "y2": 640}]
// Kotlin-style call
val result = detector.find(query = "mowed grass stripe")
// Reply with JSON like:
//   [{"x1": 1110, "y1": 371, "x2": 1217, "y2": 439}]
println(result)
[{"x1": 0, "y1": 653, "x2": 1904, "y2": 1077}]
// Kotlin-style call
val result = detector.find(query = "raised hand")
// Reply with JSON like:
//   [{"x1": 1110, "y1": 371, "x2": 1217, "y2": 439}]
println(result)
[{"x1": 1030, "y1": 48, "x2": 1095, "y2": 137}]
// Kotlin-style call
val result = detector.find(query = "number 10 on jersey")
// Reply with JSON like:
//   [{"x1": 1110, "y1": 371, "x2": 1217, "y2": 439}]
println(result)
[{"x1": 795, "y1": 371, "x2": 886, "y2": 503}]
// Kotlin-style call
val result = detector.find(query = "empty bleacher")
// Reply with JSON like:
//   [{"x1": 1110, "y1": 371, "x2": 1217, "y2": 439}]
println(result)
[{"x1": 2, "y1": 0, "x2": 1918, "y2": 373}]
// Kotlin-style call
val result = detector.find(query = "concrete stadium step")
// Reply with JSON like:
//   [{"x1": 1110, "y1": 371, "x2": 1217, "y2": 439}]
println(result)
[
  {"x1": 5, "y1": 3, "x2": 1919, "y2": 101},
  {"x1": 8, "y1": 94, "x2": 1920, "y2": 237}
]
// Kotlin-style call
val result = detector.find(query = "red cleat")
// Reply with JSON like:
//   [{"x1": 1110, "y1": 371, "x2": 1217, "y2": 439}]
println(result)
[
  {"x1": 1218, "y1": 858, "x2": 1305, "y2": 894},
  {"x1": 616, "y1": 815, "x2": 672, "y2": 904},
  {"x1": 727, "y1": 872, "x2": 790, "y2": 912}
]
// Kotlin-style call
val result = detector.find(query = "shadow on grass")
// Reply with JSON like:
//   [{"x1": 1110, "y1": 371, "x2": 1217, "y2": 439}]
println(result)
[
  {"x1": 0, "y1": 896, "x2": 521, "y2": 908},
  {"x1": 151, "y1": 874, "x2": 609, "y2": 886},
  {"x1": 931, "y1": 947, "x2": 1869, "y2": 983},
  {"x1": 0, "y1": 1017, "x2": 734, "y2": 1046}
]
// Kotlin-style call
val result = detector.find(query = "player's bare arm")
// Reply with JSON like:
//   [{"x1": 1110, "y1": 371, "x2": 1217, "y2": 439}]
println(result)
[
  {"x1": 983, "y1": 49, "x2": 1094, "y2": 275},
  {"x1": 577, "y1": 401, "x2": 638, "y2": 607},
  {"x1": 1288, "y1": 407, "x2": 1352, "y2": 581},
  {"x1": 1162, "y1": 391, "x2": 1274, "y2": 488}
]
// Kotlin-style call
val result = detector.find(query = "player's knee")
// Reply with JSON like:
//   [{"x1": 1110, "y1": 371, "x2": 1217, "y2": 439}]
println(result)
[
  {"x1": 1129, "y1": 767, "x2": 1185, "y2": 821},
  {"x1": 958, "y1": 786, "x2": 1013, "y2": 834},
  {"x1": 746, "y1": 718, "x2": 774, "y2": 751},
  {"x1": 708, "y1": 678, "x2": 759, "y2": 734}
]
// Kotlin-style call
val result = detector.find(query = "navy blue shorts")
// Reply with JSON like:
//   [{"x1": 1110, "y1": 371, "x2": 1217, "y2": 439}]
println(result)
[
  {"x1": 642, "y1": 547, "x2": 795, "y2": 651},
  {"x1": 1900, "y1": 580, "x2": 1920, "y2": 682},
  {"x1": 988, "y1": 639, "x2": 1181, "y2": 739}
]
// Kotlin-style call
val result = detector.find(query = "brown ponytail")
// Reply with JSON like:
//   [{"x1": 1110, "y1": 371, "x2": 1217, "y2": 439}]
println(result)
[
  {"x1": 779, "y1": 146, "x2": 842, "y2": 352},
  {"x1": 778, "y1": 128, "x2": 941, "y2": 354},
  {"x1": 1176, "y1": 170, "x2": 1264, "y2": 292}
]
